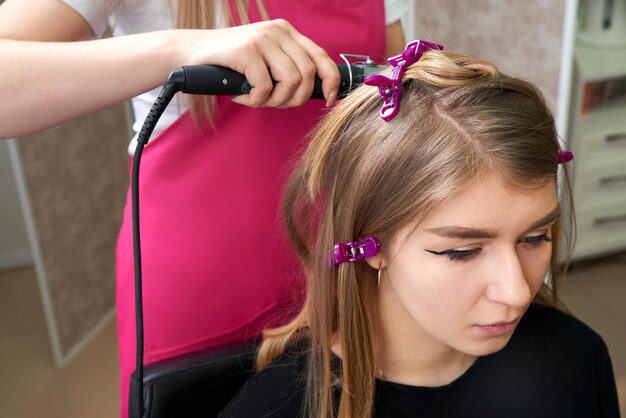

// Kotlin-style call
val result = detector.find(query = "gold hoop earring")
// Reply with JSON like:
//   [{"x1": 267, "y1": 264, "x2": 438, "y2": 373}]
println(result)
[{"x1": 377, "y1": 266, "x2": 383, "y2": 288}]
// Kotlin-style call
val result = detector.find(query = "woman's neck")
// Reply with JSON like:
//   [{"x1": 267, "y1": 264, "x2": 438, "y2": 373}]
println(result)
[
  {"x1": 377, "y1": 341, "x2": 477, "y2": 386},
  {"x1": 374, "y1": 291, "x2": 478, "y2": 387},
  {"x1": 331, "y1": 335, "x2": 476, "y2": 387}
]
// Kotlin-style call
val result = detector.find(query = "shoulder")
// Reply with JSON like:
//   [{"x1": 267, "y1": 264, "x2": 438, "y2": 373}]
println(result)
[
  {"x1": 504, "y1": 303, "x2": 620, "y2": 416},
  {"x1": 218, "y1": 350, "x2": 308, "y2": 418},
  {"x1": 508, "y1": 303, "x2": 614, "y2": 377},
  {"x1": 518, "y1": 303, "x2": 606, "y2": 348}
]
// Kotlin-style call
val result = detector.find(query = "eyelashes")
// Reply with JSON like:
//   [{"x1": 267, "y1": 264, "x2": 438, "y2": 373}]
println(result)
[
  {"x1": 522, "y1": 234, "x2": 553, "y2": 245},
  {"x1": 425, "y1": 234, "x2": 553, "y2": 263},
  {"x1": 425, "y1": 248, "x2": 481, "y2": 262}
]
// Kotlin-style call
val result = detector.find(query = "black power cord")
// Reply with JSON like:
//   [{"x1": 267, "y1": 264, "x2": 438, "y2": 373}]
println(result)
[{"x1": 131, "y1": 73, "x2": 182, "y2": 418}]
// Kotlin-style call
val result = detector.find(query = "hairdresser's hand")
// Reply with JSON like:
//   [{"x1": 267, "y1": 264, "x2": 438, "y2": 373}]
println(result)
[{"x1": 179, "y1": 19, "x2": 340, "y2": 108}]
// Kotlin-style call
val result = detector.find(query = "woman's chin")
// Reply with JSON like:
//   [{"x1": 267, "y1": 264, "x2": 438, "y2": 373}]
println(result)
[{"x1": 461, "y1": 333, "x2": 514, "y2": 357}]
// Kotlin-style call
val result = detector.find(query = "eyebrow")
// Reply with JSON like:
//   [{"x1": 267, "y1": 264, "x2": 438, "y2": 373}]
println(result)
[{"x1": 424, "y1": 207, "x2": 561, "y2": 239}]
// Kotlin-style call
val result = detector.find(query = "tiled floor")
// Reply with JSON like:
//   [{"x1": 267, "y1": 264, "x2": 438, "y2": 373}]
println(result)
[{"x1": 0, "y1": 257, "x2": 625, "y2": 417}]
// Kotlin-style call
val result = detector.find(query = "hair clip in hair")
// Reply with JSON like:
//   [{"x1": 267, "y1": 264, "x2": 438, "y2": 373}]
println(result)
[
  {"x1": 333, "y1": 236, "x2": 380, "y2": 266},
  {"x1": 364, "y1": 40, "x2": 444, "y2": 122},
  {"x1": 557, "y1": 151, "x2": 574, "y2": 164}
]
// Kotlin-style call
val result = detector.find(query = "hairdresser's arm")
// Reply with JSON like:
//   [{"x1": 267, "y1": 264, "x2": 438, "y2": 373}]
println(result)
[{"x1": 0, "y1": 0, "x2": 340, "y2": 138}]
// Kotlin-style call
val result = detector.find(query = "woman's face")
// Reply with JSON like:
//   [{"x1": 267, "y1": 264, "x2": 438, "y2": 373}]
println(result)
[{"x1": 374, "y1": 172, "x2": 559, "y2": 357}]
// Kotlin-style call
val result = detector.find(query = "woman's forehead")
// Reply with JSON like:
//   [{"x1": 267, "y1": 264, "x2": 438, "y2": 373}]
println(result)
[{"x1": 415, "y1": 173, "x2": 558, "y2": 235}]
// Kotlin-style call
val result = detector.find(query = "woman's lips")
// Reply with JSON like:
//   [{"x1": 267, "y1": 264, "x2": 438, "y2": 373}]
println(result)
[{"x1": 475, "y1": 318, "x2": 520, "y2": 336}]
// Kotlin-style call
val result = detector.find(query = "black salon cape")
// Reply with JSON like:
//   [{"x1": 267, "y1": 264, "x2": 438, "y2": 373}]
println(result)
[{"x1": 218, "y1": 303, "x2": 620, "y2": 418}]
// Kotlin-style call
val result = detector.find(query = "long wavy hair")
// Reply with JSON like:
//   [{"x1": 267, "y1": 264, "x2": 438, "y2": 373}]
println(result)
[{"x1": 256, "y1": 49, "x2": 575, "y2": 418}]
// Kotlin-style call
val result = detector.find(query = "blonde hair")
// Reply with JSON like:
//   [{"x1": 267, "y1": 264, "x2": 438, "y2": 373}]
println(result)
[
  {"x1": 256, "y1": 50, "x2": 575, "y2": 418},
  {"x1": 175, "y1": 0, "x2": 269, "y2": 129}
]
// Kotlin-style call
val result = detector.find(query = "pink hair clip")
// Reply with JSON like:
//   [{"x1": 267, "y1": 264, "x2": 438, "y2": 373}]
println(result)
[
  {"x1": 558, "y1": 151, "x2": 574, "y2": 164},
  {"x1": 364, "y1": 40, "x2": 444, "y2": 122},
  {"x1": 333, "y1": 236, "x2": 380, "y2": 266}
]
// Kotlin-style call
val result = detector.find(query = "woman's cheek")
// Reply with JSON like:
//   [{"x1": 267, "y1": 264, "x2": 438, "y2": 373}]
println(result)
[{"x1": 520, "y1": 245, "x2": 553, "y2": 291}]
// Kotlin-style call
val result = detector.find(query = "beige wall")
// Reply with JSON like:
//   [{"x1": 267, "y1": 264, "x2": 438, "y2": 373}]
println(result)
[
  {"x1": 411, "y1": 0, "x2": 567, "y2": 115},
  {"x1": 14, "y1": 103, "x2": 130, "y2": 364},
  {"x1": 0, "y1": 142, "x2": 31, "y2": 267}
]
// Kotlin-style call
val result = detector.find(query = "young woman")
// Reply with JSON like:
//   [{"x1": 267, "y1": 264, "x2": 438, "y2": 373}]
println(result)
[
  {"x1": 218, "y1": 43, "x2": 620, "y2": 417},
  {"x1": 0, "y1": 1, "x2": 407, "y2": 416}
]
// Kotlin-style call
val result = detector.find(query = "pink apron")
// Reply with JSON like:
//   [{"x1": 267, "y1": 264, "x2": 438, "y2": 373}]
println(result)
[{"x1": 115, "y1": 1, "x2": 385, "y2": 416}]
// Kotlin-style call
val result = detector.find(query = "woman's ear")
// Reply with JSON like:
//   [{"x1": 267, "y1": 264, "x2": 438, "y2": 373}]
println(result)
[{"x1": 365, "y1": 254, "x2": 385, "y2": 270}]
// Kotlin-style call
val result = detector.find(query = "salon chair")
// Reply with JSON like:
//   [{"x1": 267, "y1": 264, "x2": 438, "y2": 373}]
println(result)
[{"x1": 129, "y1": 338, "x2": 259, "y2": 418}]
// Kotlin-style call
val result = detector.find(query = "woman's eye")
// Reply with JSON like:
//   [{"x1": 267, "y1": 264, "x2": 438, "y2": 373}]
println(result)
[
  {"x1": 425, "y1": 248, "x2": 482, "y2": 262},
  {"x1": 521, "y1": 234, "x2": 553, "y2": 246}
]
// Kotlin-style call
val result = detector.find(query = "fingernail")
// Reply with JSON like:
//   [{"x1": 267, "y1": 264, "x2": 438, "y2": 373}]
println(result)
[
  {"x1": 325, "y1": 93, "x2": 337, "y2": 108},
  {"x1": 231, "y1": 97, "x2": 243, "y2": 105}
]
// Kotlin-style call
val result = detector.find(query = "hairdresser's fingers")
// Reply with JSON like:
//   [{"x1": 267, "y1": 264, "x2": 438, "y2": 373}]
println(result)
[
  {"x1": 261, "y1": 50, "x2": 311, "y2": 107},
  {"x1": 236, "y1": 44, "x2": 302, "y2": 108},
  {"x1": 226, "y1": 20, "x2": 336, "y2": 107},
  {"x1": 282, "y1": 22, "x2": 340, "y2": 107},
  {"x1": 256, "y1": 36, "x2": 305, "y2": 108},
  {"x1": 261, "y1": 22, "x2": 319, "y2": 107},
  {"x1": 230, "y1": 44, "x2": 276, "y2": 107},
  {"x1": 228, "y1": 23, "x2": 302, "y2": 107},
  {"x1": 236, "y1": 19, "x2": 336, "y2": 108}
]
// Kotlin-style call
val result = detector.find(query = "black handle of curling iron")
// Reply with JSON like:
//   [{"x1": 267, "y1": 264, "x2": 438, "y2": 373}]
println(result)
[{"x1": 169, "y1": 63, "x2": 371, "y2": 99}]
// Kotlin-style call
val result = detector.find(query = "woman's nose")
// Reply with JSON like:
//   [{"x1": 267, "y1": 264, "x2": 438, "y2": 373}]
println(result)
[{"x1": 484, "y1": 249, "x2": 531, "y2": 308}]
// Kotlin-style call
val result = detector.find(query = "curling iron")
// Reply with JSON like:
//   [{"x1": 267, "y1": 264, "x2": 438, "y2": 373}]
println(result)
[
  {"x1": 164, "y1": 54, "x2": 387, "y2": 98},
  {"x1": 131, "y1": 54, "x2": 387, "y2": 418}
]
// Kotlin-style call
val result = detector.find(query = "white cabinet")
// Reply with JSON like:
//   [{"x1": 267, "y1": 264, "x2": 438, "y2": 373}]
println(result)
[{"x1": 568, "y1": 43, "x2": 626, "y2": 260}]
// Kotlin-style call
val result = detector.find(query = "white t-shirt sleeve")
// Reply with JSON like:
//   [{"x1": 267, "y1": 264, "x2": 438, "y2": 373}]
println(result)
[
  {"x1": 384, "y1": 0, "x2": 409, "y2": 25},
  {"x1": 61, "y1": 0, "x2": 115, "y2": 38}
]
